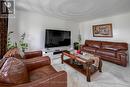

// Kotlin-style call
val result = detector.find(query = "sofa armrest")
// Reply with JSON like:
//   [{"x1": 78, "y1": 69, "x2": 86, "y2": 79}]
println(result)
[
  {"x1": 117, "y1": 50, "x2": 127, "y2": 57},
  {"x1": 24, "y1": 51, "x2": 42, "y2": 59},
  {"x1": 13, "y1": 71, "x2": 67, "y2": 87},
  {"x1": 117, "y1": 50, "x2": 128, "y2": 67},
  {"x1": 22, "y1": 56, "x2": 51, "y2": 71}
]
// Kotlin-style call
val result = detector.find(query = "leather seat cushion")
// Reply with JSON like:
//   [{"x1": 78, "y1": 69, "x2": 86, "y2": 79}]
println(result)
[
  {"x1": 30, "y1": 65, "x2": 57, "y2": 81},
  {"x1": 83, "y1": 46, "x2": 97, "y2": 53},
  {"x1": 96, "y1": 49, "x2": 116, "y2": 57},
  {"x1": 0, "y1": 57, "x2": 29, "y2": 84}
]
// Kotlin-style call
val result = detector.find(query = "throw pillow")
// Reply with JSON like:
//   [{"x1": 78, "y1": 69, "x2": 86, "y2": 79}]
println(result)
[
  {"x1": 0, "y1": 57, "x2": 29, "y2": 84},
  {"x1": 3, "y1": 48, "x2": 19, "y2": 58},
  {"x1": 3, "y1": 48, "x2": 14, "y2": 58},
  {"x1": 3, "y1": 48, "x2": 25, "y2": 59}
]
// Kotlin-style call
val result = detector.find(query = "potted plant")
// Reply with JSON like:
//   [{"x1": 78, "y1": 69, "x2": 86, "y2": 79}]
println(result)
[
  {"x1": 18, "y1": 33, "x2": 28, "y2": 52},
  {"x1": 7, "y1": 31, "x2": 28, "y2": 52},
  {"x1": 7, "y1": 31, "x2": 16, "y2": 50},
  {"x1": 73, "y1": 34, "x2": 82, "y2": 54}
]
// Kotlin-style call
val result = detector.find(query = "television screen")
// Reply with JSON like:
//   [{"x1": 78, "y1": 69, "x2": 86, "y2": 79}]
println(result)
[{"x1": 45, "y1": 29, "x2": 71, "y2": 48}]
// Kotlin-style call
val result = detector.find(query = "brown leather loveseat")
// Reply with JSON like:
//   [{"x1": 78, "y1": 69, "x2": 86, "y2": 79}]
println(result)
[
  {"x1": 81, "y1": 40, "x2": 128, "y2": 67},
  {"x1": 0, "y1": 49, "x2": 67, "y2": 87}
]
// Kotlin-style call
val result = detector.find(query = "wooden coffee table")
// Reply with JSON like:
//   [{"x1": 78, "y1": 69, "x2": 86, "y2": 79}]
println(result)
[{"x1": 61, "y1": 52, "x2": 102, "y2": 82}]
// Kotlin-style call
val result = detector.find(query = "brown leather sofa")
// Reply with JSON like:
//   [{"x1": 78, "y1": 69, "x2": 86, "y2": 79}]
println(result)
[
  {"x1": 81, "y1": 40, "x2": 128, "y2": 67},
  {"x1": 0, "y1": 50, "x2": 67, "y2": 87}
]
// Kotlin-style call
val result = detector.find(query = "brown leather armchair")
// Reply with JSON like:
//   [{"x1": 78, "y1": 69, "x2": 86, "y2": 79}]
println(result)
[{"x1": 0, "y1": 51, "x2": 67, "y2": 87}]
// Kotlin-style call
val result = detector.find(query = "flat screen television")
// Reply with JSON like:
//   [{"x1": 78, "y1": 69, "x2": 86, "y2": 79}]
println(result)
[{"x1": 45, "y1": 29, "x2": 71, "y2": 48}]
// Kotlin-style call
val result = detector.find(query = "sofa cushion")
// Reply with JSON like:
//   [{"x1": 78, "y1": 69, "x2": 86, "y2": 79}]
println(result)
[
  {"x1": 40, "y1": 65, "x2": 57, "y2": 75},
  {"x1": 96, "y1": 49, "x2": 116, "y2": 57},
  {"x1": 0, "y1": 57, "x2": 29, "y2": 84},
  {"x1": 85, "y1": 40, "x2": 101, "y2": 48},
  {"x1": 82, "y1": 46, "x2": 97, "y2": 54},
  {"x1": 113, "y1": 44, "x2": 128, "y2": 50},
  {"x1": 30, "y1": 65, "x2": 57, "y2": 81},
  {"x1": 101, "y1": 42, "x2": 128, "y2": 51}
]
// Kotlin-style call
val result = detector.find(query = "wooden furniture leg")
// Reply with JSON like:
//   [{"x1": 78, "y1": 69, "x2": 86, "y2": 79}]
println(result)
[
  {"x1": 98, "y1": 58, "x2": 102, "y2": 72},
  {"x1": 61, "y1": 53, "x2": 64, "y2": 64},
  {"x1": 86, "y1": 63, "x2": 91, "y2": 82}
]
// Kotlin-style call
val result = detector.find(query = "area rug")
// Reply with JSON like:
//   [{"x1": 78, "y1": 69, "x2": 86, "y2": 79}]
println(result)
[{"x1": 53, "y1": 63, "x2": 130, "y2": 87}]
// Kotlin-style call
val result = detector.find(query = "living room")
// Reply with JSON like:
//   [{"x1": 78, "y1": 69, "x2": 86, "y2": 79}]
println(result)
[{"x1": 0, "y1": 0, "x2": 130, "y2": 87}]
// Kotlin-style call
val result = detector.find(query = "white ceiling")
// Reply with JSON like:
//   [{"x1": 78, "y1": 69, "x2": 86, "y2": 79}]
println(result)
[{"x1": 16, "y1": 0, "x2": 130, "y2": 22}]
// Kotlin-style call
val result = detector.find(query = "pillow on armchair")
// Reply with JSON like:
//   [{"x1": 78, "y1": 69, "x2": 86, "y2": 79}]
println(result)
[
  {"x1": 3, "y1": 48, "x2": 25, "y2": 59},
  {"x1": 0, "y1": 57, "x2": 29, "y2": 84}
]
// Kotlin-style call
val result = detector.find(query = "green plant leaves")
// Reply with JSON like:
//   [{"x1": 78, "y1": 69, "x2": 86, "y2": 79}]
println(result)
[{"x1": 7, "y1": 31, "x2": 28, "y2": 52}]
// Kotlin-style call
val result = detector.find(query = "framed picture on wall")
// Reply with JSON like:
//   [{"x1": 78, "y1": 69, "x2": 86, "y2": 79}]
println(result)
[{"x1": 93, "y1": 23, "x2": 113, "y2": 37}]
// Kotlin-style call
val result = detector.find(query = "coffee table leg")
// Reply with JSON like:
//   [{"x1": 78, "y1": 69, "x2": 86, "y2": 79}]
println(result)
[
  {"x1": 61, "y1": 53, "x2": 64, "y2": 64},
  {"x1": 86, "y1": 64, "x2": 91, "y2": 82},
  {"x1": 98, "y1": 59, "x2": 102, "y2": 72}
]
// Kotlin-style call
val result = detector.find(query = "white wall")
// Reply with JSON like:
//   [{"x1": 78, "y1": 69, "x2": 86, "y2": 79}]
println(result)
[
  {"x1": 79, "y1": 12, "x2": 130, "y2": 61},
  {"x1": 8, "y1": 16, "x2": 18, "y2": 43},
  {"x1": 8, "y1": 10, "x2": 79, "y2": 51}
]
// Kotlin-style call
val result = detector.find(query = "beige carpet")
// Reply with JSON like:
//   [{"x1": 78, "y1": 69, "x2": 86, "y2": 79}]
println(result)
[{"x1": 52, "y1": 58, "x2": 130, "y2": 87}]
